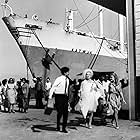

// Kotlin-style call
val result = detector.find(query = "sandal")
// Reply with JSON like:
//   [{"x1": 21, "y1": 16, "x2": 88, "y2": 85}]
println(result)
[
  {"x1": 115, "y1": 126, "x2": 119, "y2": 129},
  {"x1": 88, "y1": 125, "x2": 92, "y2": 129}
]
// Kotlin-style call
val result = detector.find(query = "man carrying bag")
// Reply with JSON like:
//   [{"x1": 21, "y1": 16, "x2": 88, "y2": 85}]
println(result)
[{"x1": 48, "y1": 67, "x2": 70, "y2": 133}]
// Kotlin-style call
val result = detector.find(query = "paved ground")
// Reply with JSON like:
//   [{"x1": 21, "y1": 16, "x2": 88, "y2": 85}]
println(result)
[{"x1": 0, "y1": 100, "x2": 140, "y2": 140}]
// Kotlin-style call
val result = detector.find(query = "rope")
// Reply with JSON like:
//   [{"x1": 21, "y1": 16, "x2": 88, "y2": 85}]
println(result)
[
  {"x1": 30, "y1": 29, "x2": 61, "y2": 70},
  {"x1": 75, "y1": 9, "x2": 104, "y2": 29},
  {"x1": 75, "y1": 6, "x2": 96, "y2": 29},
  {"x1": 25, "y1": 29, "x2": 32, "y2": 80},
  {"x1": 90, "y1": 38, "x2": 104, "y2": 69},
  {"x1": 106, "y1": 39, "x2": 127, "y2": 59},
  {"x1": 29, "y1": 29, "x2": 73, "y2": 82},
  {"x1": 88, "y1": 38, "x2": 104, "y2": 68},
  {"x1": 110, "y1": 29, "x2": 118, "y2": 40}
]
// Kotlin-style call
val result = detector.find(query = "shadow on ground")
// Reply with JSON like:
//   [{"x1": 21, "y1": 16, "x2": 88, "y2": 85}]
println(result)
[{"x1": 31, "y1": 124, "x2": 56, "y2": 132}]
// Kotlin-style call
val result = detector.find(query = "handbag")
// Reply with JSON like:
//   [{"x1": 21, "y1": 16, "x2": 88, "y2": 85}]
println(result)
[
  {"x1": 74, "y1": 100, "x2": 81, "y2": 112},
  {"x1": 44, "y1": 98, "x2": 54, "y2": 115},
  {"x1": 106, "y1": 102, "x2": 114, "y2": 116}
]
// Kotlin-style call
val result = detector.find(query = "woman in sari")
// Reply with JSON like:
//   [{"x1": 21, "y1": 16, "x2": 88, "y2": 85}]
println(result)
[
  {"x1": 78, "y1": 69, "x2": 99, "y2": 129},
  {"x1": 108, "y1": 72, "x2": 126, "y2": 129}
]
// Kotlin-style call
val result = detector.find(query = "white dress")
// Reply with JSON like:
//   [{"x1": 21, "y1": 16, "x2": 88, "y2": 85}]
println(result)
[
  {"x1": 7, "y1": 84, "x2": 17, "y2": 104},
  {"x1": 79, "y1": 79, "x2": 99, "y2": 119}
]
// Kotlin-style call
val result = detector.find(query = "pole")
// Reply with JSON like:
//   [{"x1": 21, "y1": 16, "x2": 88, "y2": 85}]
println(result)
[
  {"x1": 27, "y1": 64, "x2": 29, "y2": 80},
  {"x1": 99, "y1": 5, "x2": 103, "y2": 37},
  {"x1": 126, "y1": 0, "x2": 136, "y2": 120},
  {"x1": 119, "y1": 14, "x2": 124, "y2": 52}
]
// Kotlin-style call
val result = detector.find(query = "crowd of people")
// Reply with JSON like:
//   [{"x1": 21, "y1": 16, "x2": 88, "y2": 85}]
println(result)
[
  {"x1": 0, "y1": 77, "x2": 30, "y2": 113},
  {"x1": 0, "y1": 67, "x2": 127, "y2": 133},
  {"x1": 48, "y1": 67, "x2": 127, "y2": 133},
  {"x1": 0, "y1": 76, "x2": 53, "y2": 113}
]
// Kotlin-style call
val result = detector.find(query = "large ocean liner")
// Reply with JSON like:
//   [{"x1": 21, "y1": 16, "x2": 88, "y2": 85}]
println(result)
[{"x1": 1, "y1": 2, "x2": 127, "y2": 80}]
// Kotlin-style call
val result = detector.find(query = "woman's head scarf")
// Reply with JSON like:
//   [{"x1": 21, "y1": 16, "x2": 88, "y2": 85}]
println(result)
[{"x1": 82, "y1": 69, "x2": 93, "y2": 79}]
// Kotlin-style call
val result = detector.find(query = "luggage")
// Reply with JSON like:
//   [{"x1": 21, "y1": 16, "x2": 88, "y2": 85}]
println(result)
[
  {"x1": 44, "y1": 98, "x2": 54, "y2": 115},
  {"x1": 74, "y1": 100, "x2": 81, "y2": 112},
  {"x1": 97, "y1": 97, "x2": 114, "y2": 117}
]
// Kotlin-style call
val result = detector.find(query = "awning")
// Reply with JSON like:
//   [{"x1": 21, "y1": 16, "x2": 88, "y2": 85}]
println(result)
[{"x1": 88, "y1": 0, "x2": 126, "y2": 16}]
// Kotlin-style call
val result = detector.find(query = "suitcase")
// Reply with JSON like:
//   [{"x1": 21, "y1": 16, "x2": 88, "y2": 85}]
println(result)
[{"x1": 44, "y1": 98, "x2": 54, "y2": 115}]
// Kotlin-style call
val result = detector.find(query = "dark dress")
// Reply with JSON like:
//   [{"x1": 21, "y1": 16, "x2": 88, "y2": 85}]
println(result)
[
  {"x1": 22, "y1": 83, "x2": 29, "y2": 111},
  {"x1": 108, "y1": 82, "x2": 122, "y2": 112},
  {"x1": 17, "y1": 86, "x2": 24, "y2": 109},
  {"x1": 35, "y1": 81, "x2": 44, "y2": 108}
]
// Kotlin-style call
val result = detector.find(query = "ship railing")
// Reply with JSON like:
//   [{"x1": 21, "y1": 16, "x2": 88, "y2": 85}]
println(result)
[
  {"x1": 74, "y1": 29, "x2": 127, "y2": 54},
  {"x1": 1, "y1": 3, "x2": 14, "y2": 17},
  {"x1": 75, "y1": 30, "x2": 127, "y2": 46}
]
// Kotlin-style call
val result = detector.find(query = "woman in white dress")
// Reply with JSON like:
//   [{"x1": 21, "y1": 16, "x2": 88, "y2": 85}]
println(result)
[
  {"x1": 6, "y1": 78, "x2": 17, "y2": 113},
  {"x1": 79, "y1": 69, "x2": 99, "y2": 129}
]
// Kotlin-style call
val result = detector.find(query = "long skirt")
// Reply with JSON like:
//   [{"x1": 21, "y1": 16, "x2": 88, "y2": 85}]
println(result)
[
  {"x1": 7, "y1": 89, "x2": 16, "y2": 104},
  {"x1": 109, "y1": 93, "x2": 121, "y2": 112},
  {"x1": 79, "y1": 91, "x2": 100, "y2": 119}
]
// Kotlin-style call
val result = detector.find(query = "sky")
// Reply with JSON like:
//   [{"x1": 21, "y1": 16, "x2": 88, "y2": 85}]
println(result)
[{"x1": 0, "y1": 0, "x2": 125, "y2": 83}]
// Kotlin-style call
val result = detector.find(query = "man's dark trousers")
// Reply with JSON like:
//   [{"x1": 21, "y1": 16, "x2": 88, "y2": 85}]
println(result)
[{"x1": 55, "y1": 94, "x2": 68, "y2": 130}]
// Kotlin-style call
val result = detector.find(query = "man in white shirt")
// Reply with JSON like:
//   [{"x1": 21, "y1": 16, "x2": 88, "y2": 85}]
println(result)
[
  {"x1": 45, "y1": 77, "x2": 52, "y2": 90},
  {"x1": 49, "y1": 67, "x2": 70, "y2": 133}
]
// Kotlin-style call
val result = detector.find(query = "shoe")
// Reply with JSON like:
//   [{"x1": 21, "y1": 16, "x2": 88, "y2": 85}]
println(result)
[
  {"x1": 62, "y1": 129, "x2": 68, "y2": 133},
  {"x1": 56, "y1": 127, "x2": 60, "y2": 131},
  {"x1": 24, "y1": 110, "x2": 28, "y2": 113},
  {"x1": 115, "y1": 126, "x2": 119, "y2": 130},
  {"x1": 12, "y1": 110, "x2": 15, "y2": 113},
  {"x1": 111, "y1": 123, "x2": 115, "y2": 127},
  {"x1": 85, "y1": 123, "x2": 88, "y2": 127},
  {"x1": 88, "y1": 125, "x2": 92, "y2": 129}
]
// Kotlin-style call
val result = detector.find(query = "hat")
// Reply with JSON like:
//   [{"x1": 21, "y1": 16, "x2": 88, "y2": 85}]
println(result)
[{"x1": 82, "y1": 69, "x2": 93, "y2": 79}]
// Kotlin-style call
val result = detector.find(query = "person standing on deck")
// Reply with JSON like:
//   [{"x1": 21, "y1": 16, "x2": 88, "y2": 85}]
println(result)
[{"x1": 49, "y1": 67, "x2": 70, "y2": 133}]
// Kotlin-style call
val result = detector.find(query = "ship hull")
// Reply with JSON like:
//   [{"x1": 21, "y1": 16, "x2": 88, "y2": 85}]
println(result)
[{"x1": 20, "y1": 45, "x2": 127, "y2": 81}]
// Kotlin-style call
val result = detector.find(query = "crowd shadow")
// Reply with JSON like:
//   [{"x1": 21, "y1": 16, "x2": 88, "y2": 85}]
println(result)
[
  {"x1": 69, "y1": 116, "x2": 115, "y2": 128},
  {"x1": 30, "y1": 115, "x2": 115, "y2": 133}
]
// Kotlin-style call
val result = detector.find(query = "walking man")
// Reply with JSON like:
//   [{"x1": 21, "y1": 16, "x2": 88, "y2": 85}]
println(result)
[{"x1": 49, "y1": 67, "x2": 70, "y2": 133}]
